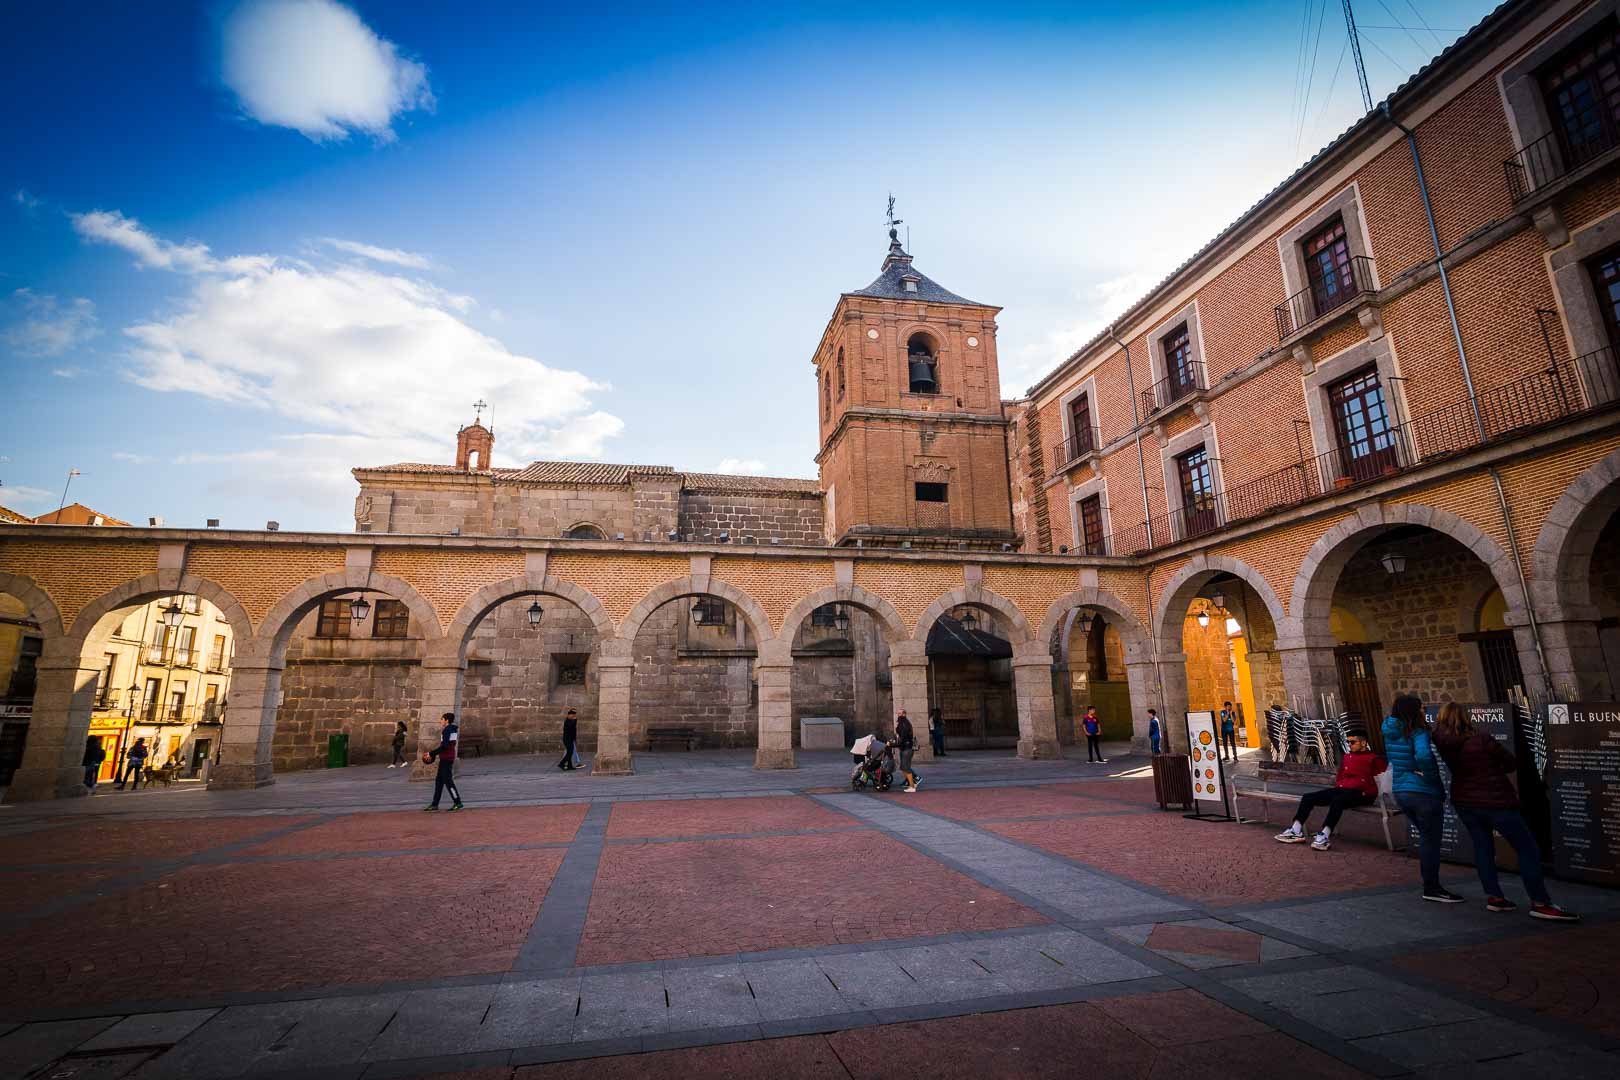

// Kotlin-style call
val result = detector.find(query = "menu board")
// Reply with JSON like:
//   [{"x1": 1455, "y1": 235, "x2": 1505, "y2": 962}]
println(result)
[
  {"x1": 1185, "y1": 711, "x2": 1224, "y2": 805},
  {"x1": 1416, "y1": 704, "x2": 1514, "y2": 864},
  {"x1": 1545, "y1": 703, "x2": 1620, "y2": 886}
]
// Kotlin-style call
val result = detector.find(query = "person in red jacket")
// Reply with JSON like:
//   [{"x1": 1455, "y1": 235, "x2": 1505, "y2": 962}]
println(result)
[{"x1": 1275, "y1": 727, "x2": 1386, "y2": 851}]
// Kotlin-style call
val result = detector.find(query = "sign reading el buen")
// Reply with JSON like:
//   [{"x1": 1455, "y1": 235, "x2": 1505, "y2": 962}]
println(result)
[{"x1": 1545, "y1": 703, "x2": 1620, "y2": 886}]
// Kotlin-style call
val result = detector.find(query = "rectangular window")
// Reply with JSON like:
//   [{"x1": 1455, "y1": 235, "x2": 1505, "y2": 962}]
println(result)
[
  {"x1": 914, "y1": 482, "x2": 948, "y2": 503},
  {"x1": 147, "y1": 622, "x2": 169, "y2": 664},
  {"x1": 1328, "y1": 366, "x2": 1400, "y2": 482},
  {"x1": 1079, "y1": 495, "x2": 1106, "y2": 555},
  {"x1": 1175, "y1": 446, "x2": 1220, "y2": 538},
  {"x1": 175, "y1": 626, "x2": 196, "y2": 667},
  {"x1": 1541, "y1": 19, "x2": 1620, "y2": 167},
  {"x1": 553, "y1": 654, "x2": 588, "y2": 685},
  {"x1": 97, "y1": 652, "x2": 117, "y2": 706},
  {"x1": 208, "y1": 634, "x2": 227, "y2": 671},
  {"x1": 169, "y1": 681, "x2": 187, "y2": 721},
  {"x1": 143, "y1": 676, "x2": 162, "y2": 721},
  {"x1": 692, "y1": 597, "x2": 731, "y2": 626},
  {"x1": 314, "y1": 599, "x2": 351, "y2": 639},
  {"x1": 1303, "y1": 216, "x2": 1357, "y2": 317},
  {"x1": 372, "y1": 599, "x2": 409, "y2": 639},
  {"x1": 1161, "y1": 323, "x2": 1197, "y2": 402},
  {"x1": 182, "y1": 594, "x2": 200, "y2": 614},
  {"x1": 1587, "y1": 243, "x2": 1620, "y2": 348},
  {"x1": 1068, "y1": 393, "x2": 1093, "y2": 457}
]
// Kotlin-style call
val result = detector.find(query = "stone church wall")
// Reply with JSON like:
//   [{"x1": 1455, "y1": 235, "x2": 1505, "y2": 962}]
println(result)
[{"x1": 679, "y1": 492, "x2": 826, "y2": 545}]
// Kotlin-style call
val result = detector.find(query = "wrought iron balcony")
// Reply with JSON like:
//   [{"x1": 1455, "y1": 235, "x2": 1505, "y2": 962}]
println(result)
[
  {"x1": 1504, "y1": 129, "x2": 1620, "y2": 202},
  {"x1": 1051, "y1": 425, "x2": 1101, "y2": 469},
  {"x1": 1140, "y1": 361, "x2": 1206, "y2": 415},
  {"x1": 1275, "y1": 255, "x2": 1376, "y2": 341}
]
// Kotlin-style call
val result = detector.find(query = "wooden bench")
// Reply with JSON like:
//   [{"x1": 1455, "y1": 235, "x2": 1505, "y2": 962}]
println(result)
[
  {"x1": 647, "y1": 726, "x2": 700, "y2": 751},
  {"x1": 1233, "y1": 769, "x2": 1407, "y2": 851},
  {"x1": 459, "y1": 735, "x2": 487, "y2": 758}
]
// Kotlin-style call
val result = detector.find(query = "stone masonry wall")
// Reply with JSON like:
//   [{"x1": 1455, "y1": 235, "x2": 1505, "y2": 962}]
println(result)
[{"x1": 679, "y1": 492, "x2": 826, "y2": 545}]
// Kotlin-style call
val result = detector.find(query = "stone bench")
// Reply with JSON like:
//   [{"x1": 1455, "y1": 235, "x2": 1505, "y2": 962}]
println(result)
[
  {"x1": 459, "y1": 736, "x2": 486, "y2": 757},
  {"x1": 799, "y1": 716, "x2": 847, "y2": 751},
  {"x1": 647, "y1": 726, "x2": 699, "y2": 751}
]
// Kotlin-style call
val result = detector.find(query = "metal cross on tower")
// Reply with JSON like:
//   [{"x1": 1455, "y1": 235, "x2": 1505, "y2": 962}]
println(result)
[{"x1": 473, "y1": 399, "x2": 488, "y2": 425}]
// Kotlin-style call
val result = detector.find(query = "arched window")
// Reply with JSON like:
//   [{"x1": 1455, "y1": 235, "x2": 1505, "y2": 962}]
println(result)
[
  {"x1": 564, "y1": 523, "x2": 606, "y2": 540},
  {"x1": 823, "y1": 371, "x2": 831, "y2": 419},
  {"x1": 907, "y1": 333, "x2": 938, "y2": 394},
  {"x1": 836, "y1": 348, "x2": 845, "y2": 398}
]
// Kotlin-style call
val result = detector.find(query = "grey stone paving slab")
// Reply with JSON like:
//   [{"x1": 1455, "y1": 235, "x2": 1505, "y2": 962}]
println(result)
[
  {"x1": 1223, "y1": 965, "x2": 1388, "y2": 1004},
  {"x1": 240, "y1": 993, "x2": 404, "y2": 1072},
  {"x1": 663, "y1": 965, "x2": 762, "y2": 1031},
  {"x1": 945, "y1": 936, "x2": 1096, "y2": 992},
  {"x1": 0, "y1": 1017, "x2": 119, "y2": 1080},
  {"x1": 132, "y1": 1005, "x2": 304, "y2": 1080},
  {"x1": 75, "y1": 1009, "x2": 220, "y2": 1052},
  {"x1": 1352, "y1": 1016, "x2": 1560, "y2": 1069},
  {"x1": 475, "y1": 976, "x2": 579, "y2": 1050},
  {"x1": 36, "y1": 1049, "x2": 156, "y2": 1079},
  {"x1": 884, "y1": 944, "x2": 1012, "y2": 1003},
  {"x1": 1276, "y1": 986, "x2": 1484, "y2": 1040},
  {"x1": 1413, "y1": 1044, "x2": 1620, "y2": 1079},
  {"x1": 514, "y1": 802, "x2": 610, "y2": 973},
  {"x1": 361, "y1": 985, "x2": 498, "y2": 1061},
  {"x1": 573, "y1": 970, "x2": 666, "y2": 1043},
  {"x1": 736, "y1": 958, "x2": 847, "y2": 1022},
  {"x1": 815, "y1": 951, "x2": 934, "y2": 1011}
]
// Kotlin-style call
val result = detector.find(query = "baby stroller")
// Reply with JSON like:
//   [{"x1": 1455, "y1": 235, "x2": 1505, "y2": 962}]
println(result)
[{"x1": 850, "y1": 734, "x2": 896, "y2": 792}]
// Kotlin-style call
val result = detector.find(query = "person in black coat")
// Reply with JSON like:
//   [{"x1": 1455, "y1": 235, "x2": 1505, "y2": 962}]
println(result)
[
  {"x1": 558, "y1": 708, "x2": 579, "y2": 770},
  {"x1": 82, "y1": 737, "x2": 106, "y2": 790}
]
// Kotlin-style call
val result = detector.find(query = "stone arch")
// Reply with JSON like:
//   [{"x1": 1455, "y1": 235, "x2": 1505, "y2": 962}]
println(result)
[
  {"x1": 1532, "y1": 446, "x2": 1620, "y2": 614},
  {"x1": 1289, "y1": 503, "x2": 1524, "y2": 645},
  {"x1": 779, "y1": 585, "x2": 908, "y2": 646},
  {"x1": 0, "y1": 571, "x2": 65, "y2": 641},
  {"x1": 1153, "y1": 554, "x2": 1286, "y2": 653},
  {"x1": 563, "y1": 522, "x2": 607, "y2": 541},
  {"x1": 69, "y1": 570, "x2": 252, "y2": 649},
  {"x1": 618, "y1": 576, "x2": 774, "y2": 645},
  {"x1": 447, "y1": 575, "x2": 615, "y2": 654},
  {"x1": 914, "y1": 585, "x2": 1034, "y2": 645},
  {"x1": 250, "y1": 569, "x2": 443, "y2": 661},
  {"x1": 1037, "y1": 588, "x2": 1151, "y2": 664}
]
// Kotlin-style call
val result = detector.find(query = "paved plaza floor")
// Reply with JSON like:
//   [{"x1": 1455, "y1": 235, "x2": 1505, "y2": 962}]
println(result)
[{"x1": 1, "y1": 747, "x2": 1618, "y2": 1078}]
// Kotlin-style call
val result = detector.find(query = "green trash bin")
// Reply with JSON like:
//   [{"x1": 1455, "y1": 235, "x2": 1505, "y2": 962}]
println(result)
[{"x1": 326, "y1": 732, "x2": 349, "y2": 768}]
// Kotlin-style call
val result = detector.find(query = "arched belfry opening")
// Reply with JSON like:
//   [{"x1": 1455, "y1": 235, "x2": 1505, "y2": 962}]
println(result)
[{"x1": 907, "y1": 333, "x2": 939, "y2": 394}]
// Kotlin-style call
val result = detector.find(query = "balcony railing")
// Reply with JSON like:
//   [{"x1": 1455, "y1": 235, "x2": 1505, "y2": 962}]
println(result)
[
  {"x1": 1140, "y1": 361, "x2": 1206, "y2": 415},
  {"x1": 207, "y1": 652, "x2": 227, "y2": 672},
  {"x1": 1504, "y1": 128, "x2": 1620, "y2": 202},
  {"x1": 1051, "y1": 425, "x2": 1101, "y2": 469},
  {"x1": 143, "y1": 645, "x2": 168, "y2": 664},
  {"x1": 1102, "y1": 347, "x2": 1619, "y2": 556},
  {"x1": 1275, "y1": 255, "x2": 1376, "y2": 341}
]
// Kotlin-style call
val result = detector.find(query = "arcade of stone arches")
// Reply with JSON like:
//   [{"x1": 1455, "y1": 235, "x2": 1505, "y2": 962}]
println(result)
[{"x1": 3, "y1": 448, "x2": 1619, "y2": 802}]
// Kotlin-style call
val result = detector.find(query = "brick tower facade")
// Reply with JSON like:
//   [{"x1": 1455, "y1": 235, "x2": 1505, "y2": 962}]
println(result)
[
  {"x1": 813, "y1": 229, "x2": 1017, "y2": 548},
  {"x1": 455, "y1": 419, "x2": 493, "y2": 471}
]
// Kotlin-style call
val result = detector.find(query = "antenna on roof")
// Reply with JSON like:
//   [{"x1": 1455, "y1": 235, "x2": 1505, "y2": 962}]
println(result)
[{"x1": 1343, "y1": 0, "x2": 1373, "y2": 112}]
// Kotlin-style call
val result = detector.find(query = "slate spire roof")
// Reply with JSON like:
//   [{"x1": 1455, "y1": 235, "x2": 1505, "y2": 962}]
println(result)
[{"x1": 846, "y1": 232, "x2": 986, "y2": 307}]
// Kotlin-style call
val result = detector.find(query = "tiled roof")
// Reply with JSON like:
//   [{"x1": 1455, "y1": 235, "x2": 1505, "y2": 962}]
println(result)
[
  {"x1": 358, "y1": 458, "x2": 818, "y2": 495},
  {"x1": 0, "y1": 504, "x2": 33, "y2": 524},
  {"x1": 682, "y1": 472, "x2": 821, "y2": 496},
  {"x1": 847, "y1": 242, "x2": 986, "y2": 307},
  {"x1": 357, "y1": 462, "x2": 520, "y2": 477},
  {"x1": 504, "y1": 462, "x2": 676, "y2": 485}
]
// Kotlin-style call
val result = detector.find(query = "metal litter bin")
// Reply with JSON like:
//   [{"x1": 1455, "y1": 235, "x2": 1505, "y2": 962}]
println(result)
[{"x1": 1151, "y1": 753, "x2": 1193, "y2": 810}]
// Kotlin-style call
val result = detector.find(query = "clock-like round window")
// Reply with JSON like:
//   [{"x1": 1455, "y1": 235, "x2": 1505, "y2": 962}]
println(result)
[
  {"x1": 967, "y1": 336, "x2": 979, "y2": 347},
  {"x1": 867, "y1": 328, "x2": 879, "y2": 339}
]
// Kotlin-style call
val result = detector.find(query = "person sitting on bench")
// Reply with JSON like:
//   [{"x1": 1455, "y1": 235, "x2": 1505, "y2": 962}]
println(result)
[{"x1": 1274, "y1": 727, "x2": 1386, "y2": 851}]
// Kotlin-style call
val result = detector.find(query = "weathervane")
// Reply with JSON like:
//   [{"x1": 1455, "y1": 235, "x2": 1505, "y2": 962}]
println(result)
[
  {"x1": 885, "y1": 194, "x2": 903, "y2": 241},
  {"x1": 473, "y1": 398, "x2": 488, "y2": 426}
]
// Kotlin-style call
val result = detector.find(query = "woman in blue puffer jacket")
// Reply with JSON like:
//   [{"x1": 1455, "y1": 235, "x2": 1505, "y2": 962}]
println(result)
[{"x1": 1382, "y1": 694, "x2": 1463, "y2": 904}]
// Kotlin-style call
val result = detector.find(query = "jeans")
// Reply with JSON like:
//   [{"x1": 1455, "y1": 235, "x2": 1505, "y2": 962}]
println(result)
[
  {"x1": 431, "y1": 758, "x2": 461, "y2": 807},
  {"x1": 1086, "y1": 734, "x2": 1102, "y2": 761},
  {"x1": 1150, "y1": 735, "x2": 1161, "y2": 755},
  {"x1": 558, "y1": 737, "x2": 577, "y2": 770},
  {"x1": 1396, "y1": 791, "x2": 1446, "y2": 889},
  {"x1": 930, "y1": 727, "x2": 945, "y2": 755},
  {"x1": 1220, "y1": 729, "x2": 1237, "y2": 759},
  {"x1": 391, "y1": 744, "x2": 407, "y2": 766},
  {"x1": 83, "y1": 765, "x2": 99, "y2": 790},
  {"x1": 1455, "y1": 805, "x2": 1550, "y2": 903},
  {"x1": 1291, "y1": 787, "x2": 1373, "y2": 831},
  {"x1": 119, "y1": 762, "x2": 144, "y2": 789}
]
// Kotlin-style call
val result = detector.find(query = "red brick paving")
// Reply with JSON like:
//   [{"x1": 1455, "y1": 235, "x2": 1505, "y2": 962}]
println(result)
[
  {"x1": 0, "y1": 848, "x2": 562, "y2": 1008},
  {"x1": 605, "y1": 796, "x2": 855, "y2": 839},
  {"x1": 576, "y1": 832, "x2": 1044, "y2": 965},
  {"x1": 0, "y1": 868, "x2": 124, "y2": 916},
  {"x1": 1144, "y1": 923, "x2": 1263, "y2": 962},
  {"x1": 1395, "y1": 922, "x2": 1620, "y2": 1039},
  {"x1": 901, "y1": 786, "x2": 1108, "y2": 822},
  {"x1": 984, "y1": 814, "x2": 1461, "y2": 907},
  {"x1": 1051, "y1": 777, "x2": 1164, "y2": 807},
  {"x1": 513, "y1": 991, "x2": 1370, "y2": 1079},
  {"x1": 0, "y1": 816, "x2": 311, "y2": 865},
  {"x1": 244, "y1": 805, "x2": 587, "y2": 855}
]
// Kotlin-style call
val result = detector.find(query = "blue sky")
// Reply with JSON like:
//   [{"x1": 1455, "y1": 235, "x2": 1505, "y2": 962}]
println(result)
[{"x1": 1, "y1": 0, "x2": 1502, "y2": 531}]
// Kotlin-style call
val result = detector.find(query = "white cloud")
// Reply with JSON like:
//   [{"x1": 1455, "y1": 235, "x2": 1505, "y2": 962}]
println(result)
[
  {"x1": 2, "y1": 288, "x2": 99, "y2": 357},
  {"x1": 321, "y1": 237, "x2": 431, "y2": 269},
  {"x1": 76, "y1": 210, "x2": 622, "y2": 487},
  {"x1": 112, "y1": 452, "x2": 154, "y2": 464},
  {"x1": 714, "y1": 458, "x2": 767, "y2": 475},
  {"x1": 1003, "y1": 265, "x2": 1180, "y2": 395},
  {"x1": 0, "y1": 484, "x2": 55, "y2": 511},
  {"x1": 13, "y1": 189, "x2": 40, "y2": 213},
  {"x1": 221, "y1": 0, "x2": 434, "y2": 142},
  {"x1": 52, "y1": 366, "x2": 86, "y2": 379}
]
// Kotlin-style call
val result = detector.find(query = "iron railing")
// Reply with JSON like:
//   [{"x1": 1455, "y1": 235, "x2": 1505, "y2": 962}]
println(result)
[
  {"x1": 1275, "y1": 255, "x2": 1377, "y2": 341},
  {"x1": 1504, "y1": 128, "x2": 1620, "y2": 202},
  {"x1": 1102, "y1": 346, "x2": 1619, "y2": 556},
  {"x1": 1051, "y1": 425, "x2": 1101, "y2": 469},
  {"x1": 1140, "y1": 360, "x2": 1206, "y2": 415}
]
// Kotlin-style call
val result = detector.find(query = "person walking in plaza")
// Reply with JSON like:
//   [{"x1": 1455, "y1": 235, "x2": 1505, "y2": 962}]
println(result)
[
  {"x1": 1146, "y1": 708, "x2": 1162, "y2": 755},
  {"x1": 1218, "y1": 702, "x2": 1239, "y2": 761},
  {"x1": 558, "y1": 708, "x2": 579, "y2": 770},
  {"x1": 1433, "y1": 702, "x2": 1578, "y2": 921},
  {"x1": 1274, "y1": 726, "x2": 1385, "y2": 850},
  {"x1": 1082, "y1": 706, "x2": 1105, "y2": 763},
  {"x1": 82, "y1": 736, "x2": 105, "y2": 790},
  {"x1": 389, "y1": 720, "x2": 408, "y2": 768},
  {"x1": 894, "y1": 709, "x2": 920, "y2": 792},
  {"x1": 928, "y1": 706, "x2": 947, "y2": 757},
  {"x1": 423, "y1": 712, "x2": 464, "y2": 811},
  {"x1": 116, "y1": 737, "x2": 148, "y2": 790},
  {"x1": 1382, "y1": 694, "x2": 1462, "y2": 903}
]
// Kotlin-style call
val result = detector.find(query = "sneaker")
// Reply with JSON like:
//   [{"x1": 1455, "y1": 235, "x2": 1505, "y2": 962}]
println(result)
[
  {"x1": 1274, "y1": 829, "x2": 1306, "y2": 843},
  {"x1": 1485, "y1": 896, "x2": 1516, "y2": 913},
  {"x1": 449, "y1": 802, "x2": 464, "y2": 812},
  {"x1": 423, "y1": 806, "x2": 439, "y2": 812},
  {"x1": 912, "y1": 776, "x2": 922, "y2": 791},
  {"x1": 903, "y1": 785, "x2": 917, "y2": 793},
  {"x1": 1099, "y1": 759, "x2": 1109, "y2": 764},
  {"x1": 1311, "y1": 830, "x2": 1332, "y2": 851},
  {"x1": 1529, "y1": 903, "x2": 1580, "y2": 922},
  {"x1": 1422, "y1": 887, "x2": 1466, "y2": 904}
]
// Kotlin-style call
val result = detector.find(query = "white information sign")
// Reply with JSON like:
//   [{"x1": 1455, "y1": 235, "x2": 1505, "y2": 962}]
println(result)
[{"x1": 1185, "y1": 710, "x2": 1224, "y2": 804}]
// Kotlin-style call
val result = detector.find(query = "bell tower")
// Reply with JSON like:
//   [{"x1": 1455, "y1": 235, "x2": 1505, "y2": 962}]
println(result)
[
  {"x1": 811, "y1": 208, "x2": 1017, "y2": 548},
  {"x1": 456, "y1": 399, "x2": 494, "y2": 471}
]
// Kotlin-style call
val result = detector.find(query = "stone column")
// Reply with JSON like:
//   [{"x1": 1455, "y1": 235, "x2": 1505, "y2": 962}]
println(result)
[
  {"x1": 888, "y1": 641, "x2": 932, "y2": 762},
  {"x1": 409, "y1": 644, "x2": 465, "y2": 781},
  {"x1": 208, "y1": 660, "x2": 284, "y2": 790},
  {"x1": 1125, "y1": 659, "x2": 1166, "y2": 752},
  {"x1": 594, "y1": 637, "x2": 635, "y2": 775},
  {"x1": 1275, "y1": 639, "x2": 1342, "y2": 718},
  {"x1": 1012, "y1": 643, "x2": 1062, "y2": 760},
  {"x1": 1154, "y1": 651, "x2": 1192, "y2": 753},
  {"x1": 3, "y1": 642, "x2": 100, "y2": 802},
  {"x1": 1535, "y1": 616, "x2": 1611, "y2": 700},
  {"x1": 755, "y1": 640, "x2": 795, "y2": 769}
]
